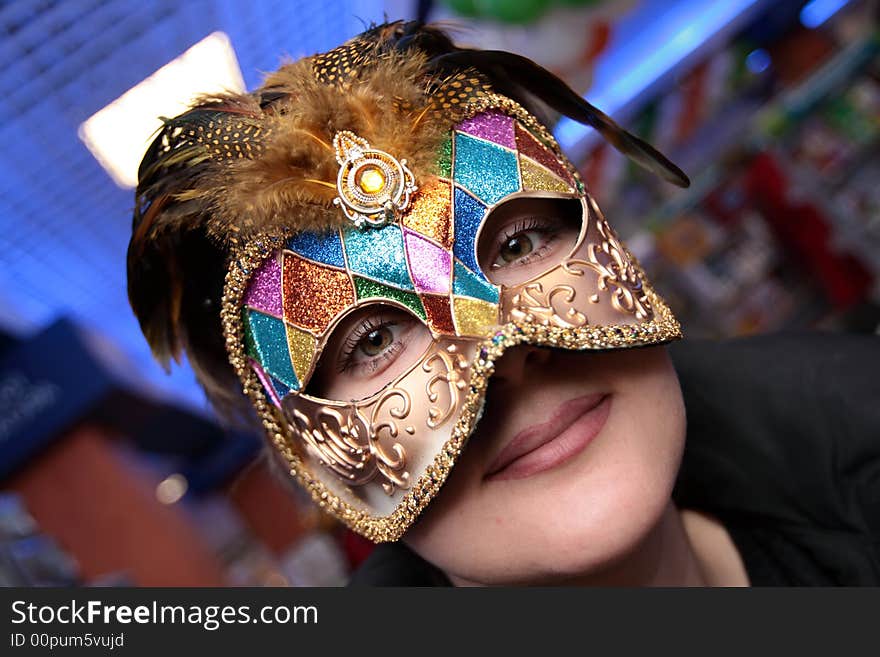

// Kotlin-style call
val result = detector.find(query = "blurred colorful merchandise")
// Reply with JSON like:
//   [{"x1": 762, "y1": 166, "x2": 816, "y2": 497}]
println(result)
[
  {"x1": 576, "y1": 7, "x2": 878, "y2": 339},
  {"x1": 0, "y1": 320, "x2": 353, "y2": 586},
  {"x1": 436, "y1": 0, "x2": 634, "y2": 95},
  {"x1": 442, "y1": 0, "x2": 605, "y2": 24}
]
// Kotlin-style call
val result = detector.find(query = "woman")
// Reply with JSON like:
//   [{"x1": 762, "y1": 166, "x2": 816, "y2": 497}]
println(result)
[{"x1": 128, "y1": 22, "x2": 880, "y2": 586}]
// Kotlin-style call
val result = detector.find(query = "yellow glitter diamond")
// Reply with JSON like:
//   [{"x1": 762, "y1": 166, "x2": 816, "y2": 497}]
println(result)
[
  {"x1": 285, "y1": 323, "x2": 317, "y2": 383},
  {"x1": 357, "y1": 166, "x2": 385, "y2": 194},
  {"x1": 519, "y1": 156, "x2": 574, "y2": 194},
  {"x1": 452, "y1": 297, "x2": 499, "y2": 338}
]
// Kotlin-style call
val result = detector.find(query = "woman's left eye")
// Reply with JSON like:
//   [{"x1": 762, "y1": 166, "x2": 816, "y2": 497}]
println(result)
[
  {"x1": 491, "y1": 219, "x2": 558, "y2": 269},
  {"x1": 497, "y1": 230, "x2": 539, "y2": 263}
]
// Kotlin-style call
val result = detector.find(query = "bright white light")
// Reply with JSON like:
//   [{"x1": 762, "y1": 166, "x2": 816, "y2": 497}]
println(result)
[
  {"x1": 155, "y1": 473, "x2": 188, "y2": 505},
  {"x1": 79, "y1": 32, "x2": 245, "y2": 189}
]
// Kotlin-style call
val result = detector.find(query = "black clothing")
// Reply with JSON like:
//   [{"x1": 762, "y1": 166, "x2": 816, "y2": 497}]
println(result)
[{"x1": 349, "y1": 332, "x2": 880, "y2": 586}]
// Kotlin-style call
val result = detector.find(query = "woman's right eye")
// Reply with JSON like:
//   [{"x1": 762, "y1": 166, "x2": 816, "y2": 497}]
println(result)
[
  {"x1": 358, "y1": 325, "x2": 394, "y2": 357},
  {"x1": 338, "y1": 315, "x2": 410, "y2": 376},
  {"x1": 308, "y1": 306, "x2": 432, "y2": 401}
]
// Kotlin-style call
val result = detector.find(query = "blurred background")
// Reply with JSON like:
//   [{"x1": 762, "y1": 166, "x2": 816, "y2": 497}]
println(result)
[{"x1": 0, "y1": 0, "x2": 877, "y2": 586}]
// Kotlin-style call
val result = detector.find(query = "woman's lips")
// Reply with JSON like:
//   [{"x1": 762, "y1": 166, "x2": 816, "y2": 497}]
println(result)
[{"x1": 485, "y1": 393, "x2": 611, "y2": 482}]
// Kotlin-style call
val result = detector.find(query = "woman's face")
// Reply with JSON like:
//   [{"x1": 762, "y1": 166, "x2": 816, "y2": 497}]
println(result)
[
  {"x1": 403, "y1": 343, "x2": 686, "y2": 585},
  {"x1": 309, "y1": 197, "x2": 686, "y2": 581}
]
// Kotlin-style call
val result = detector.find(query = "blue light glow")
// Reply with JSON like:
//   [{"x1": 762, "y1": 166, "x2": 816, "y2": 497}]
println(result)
[
  {"x1": 800, "y1": 0, "x2": 850, "y2": 29},
  {"x1": 746, "y1": 48, "x2": 771, "y2": 74},
  {"x1": 555, "y1": 0, "x2": 760, "y2": 151}
]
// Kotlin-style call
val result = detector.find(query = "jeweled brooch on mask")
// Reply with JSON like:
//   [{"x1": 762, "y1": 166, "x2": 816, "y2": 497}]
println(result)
[{"x1": 333, "y1": 131, "x2": 417, "y2": 228}]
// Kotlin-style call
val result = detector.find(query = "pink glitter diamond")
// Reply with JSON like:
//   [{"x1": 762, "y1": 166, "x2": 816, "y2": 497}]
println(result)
[
  {"x1": 249, "y1": 358, "x2": 282, "y2": 408},
  {"x1": 404, "y1": 229, "x2": 451, "y2": 295}
]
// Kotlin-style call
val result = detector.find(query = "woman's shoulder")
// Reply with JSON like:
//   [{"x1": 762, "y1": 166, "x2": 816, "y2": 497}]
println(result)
[{"x1": 670, "y1": 331, "x2": 880, "y2": 584}]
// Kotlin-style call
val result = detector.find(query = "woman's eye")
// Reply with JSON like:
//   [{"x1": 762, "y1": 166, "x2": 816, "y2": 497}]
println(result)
[
  {"x1": 308, "y1": 307, "x2": 433, "y2": 400},
  {"x1": 491, "y1": 220, "x2": 557, "y2": 269},
  {"x1": 498, "y1": 231, "x2": 538, "y2": 263},
  {"x1": 336, "y1": 313, "x2": 414, "y2": 377},
  {"x1": 359, "y1": 326, "x2": 393, "y2": 357},
  {"x1": 478, "y1": 198, "x2": 583, "y2": 286}
]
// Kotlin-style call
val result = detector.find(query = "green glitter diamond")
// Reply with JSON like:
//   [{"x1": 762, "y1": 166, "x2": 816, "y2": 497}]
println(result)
[
  {"x1": 242, "y1": 308, "x2": 258, "y2": 359},
  {"x1": 354, "y1": 277, "x2": 427, "y2": 320},
  {"x1": 436, "y1": 135, "x2": 452, "y2": 178}
]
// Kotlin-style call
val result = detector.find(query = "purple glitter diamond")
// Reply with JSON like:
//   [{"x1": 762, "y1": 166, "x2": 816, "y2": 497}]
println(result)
[
  {"x1": 244, "y1": 254, "x2": 283, "y2": 318},
  {"x1": 456, "y1": 110, "x2": 516, "y2": 149}
]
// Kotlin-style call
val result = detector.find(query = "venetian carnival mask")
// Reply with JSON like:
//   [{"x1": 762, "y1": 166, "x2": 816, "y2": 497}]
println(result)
[{"x1": 129, "y1": 22, "x2": 687, "y2": 542}]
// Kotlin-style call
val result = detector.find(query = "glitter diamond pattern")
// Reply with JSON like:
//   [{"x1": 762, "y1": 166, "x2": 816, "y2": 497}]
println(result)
[
  {"x1": 421, "y1": 293, "x2": 456, "y2": 335},
  {"x1": 282, "y1": 253, "x2": 355, "y2": 334},
  {"x1": 452, "y1": 296, "x2": 498, "y2": 337},
  {"x1": 457, "y1": 110, "x2": 516, "y2": 149},
  {"x1": 453, "y1": 187, "x2": 488, "y2": 278},
  {"x1": 286, "y1": 229, "x2": 346, "y2": 268},
  {"x1": 453, "y1": 132, "x2": 520, "y2": 205},
  {"x1": 285, "y1": 323, "x2": 317, "y2": 383},
  {"x1": 342, "y1": 223, "x2": 414, "y2": 291},
  {"x1": 250, "y1": 359, "x2": 284, "y2": 408},
  {"x1": 404, "y1": 229, "x2": 451, "y2": 294},
  {"x1": 244, "y1": 254, "x2": 283, "y2": 318},
  {"x1": 436, "y1": 135, "x2": 453, "y2": 178},
  {"x1": 514, "y1": 122, "x2": 575, "y2": 185},
  {"x1": 452, "y1": 260, "x2": 500, "y2": 304},
  {"x1": 353, "y1": 277, "x2": 427, "y2": 320},
  {"x1": 402, "y1": 179, "x2": 453, "y2": 248},
  {"x1": 520, "y1": 156, "x2": 575, "y2": 194},
  {"x1": 245, "y1": 309, "x2": 300, "y2": 391}
]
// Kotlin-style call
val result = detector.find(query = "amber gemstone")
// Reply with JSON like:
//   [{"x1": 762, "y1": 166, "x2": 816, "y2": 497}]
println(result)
[{"x1": 357, "y1": 165, "x2": 385, "y2": 194}]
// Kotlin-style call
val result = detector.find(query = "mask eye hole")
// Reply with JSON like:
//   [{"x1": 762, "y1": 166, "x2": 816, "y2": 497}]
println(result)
[
  {"x1": 307, "y1": 304, "x2": 432, "y2": 401},
  {"x1": 476, "y1": 197, "x2": 583, "y2": 286}
]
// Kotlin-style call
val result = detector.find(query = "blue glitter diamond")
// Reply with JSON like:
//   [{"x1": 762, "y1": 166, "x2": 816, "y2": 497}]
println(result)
[
  {"x1": 453, "y1": 133, "x2": 520, "y2": 205},
  {"x1": 269, "y1": 376, "x2": 291, "y2": 399},
  {"x1": 453, "y1": 260, "x2": 499, "y2": 304},
  {"x1": 453, "y1": 187, "x2": 487, "y2": 278},
  {"x1": 342, "y1": 223, "x2": 414, "y2": 291},
  {"x1": 286, "y1": 229, "x2": 345, "y2": 268},
  {"x1": 245, "y1": 309, "x2": 300, "y2": 391}
]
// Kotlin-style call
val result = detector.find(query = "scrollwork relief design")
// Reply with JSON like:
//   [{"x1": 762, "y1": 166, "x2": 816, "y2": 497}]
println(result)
[
  {"x1": 290, "y1": 406, "x2": 373, "y2": 485},
  {"x1": 289, "y1": 390, "x2": 412, "y2": 495},
  {"x1": 368, "y1": 388, "x2": 412, "y2": 494},
  {"x1": 422, "y1": 345, "x2": 470, "y2": 429},
  {"x1": 508, "y1": 282, "x2": 589, "y2": 328},
  {"x1": 563, "y1": 213, "x2": 653, "y2": 321}
]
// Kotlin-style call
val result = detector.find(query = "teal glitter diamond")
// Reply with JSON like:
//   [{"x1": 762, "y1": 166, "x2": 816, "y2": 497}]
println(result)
[{"x1": 453, "y1": 132, "x2": 519, "y2": 205}]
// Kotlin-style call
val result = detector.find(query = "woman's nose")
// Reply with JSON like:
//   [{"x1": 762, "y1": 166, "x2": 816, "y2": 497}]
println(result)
[{"x1": 490, "y1": 344, "x2": 553, "y2": 386}]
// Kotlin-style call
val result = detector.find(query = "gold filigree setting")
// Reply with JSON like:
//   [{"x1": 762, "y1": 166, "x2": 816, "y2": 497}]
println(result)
[{"x1": 332, "y1": 130, "x2": 417, "y2": 228}]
